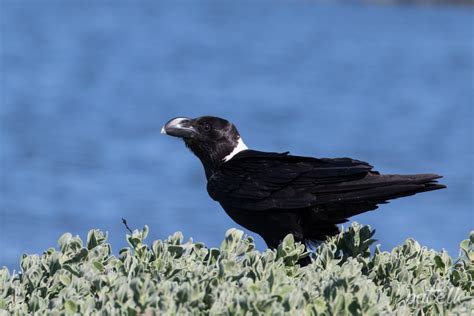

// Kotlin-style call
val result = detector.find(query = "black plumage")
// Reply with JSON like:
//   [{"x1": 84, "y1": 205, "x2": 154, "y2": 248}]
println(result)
[{"x1": 162, "y1": 116, "x2": 446, "y2": 261}]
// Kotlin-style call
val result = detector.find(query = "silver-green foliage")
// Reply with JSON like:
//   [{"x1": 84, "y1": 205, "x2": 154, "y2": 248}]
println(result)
[{"x1": 1, "y1": 223, "x2": 472, "y2": 315}]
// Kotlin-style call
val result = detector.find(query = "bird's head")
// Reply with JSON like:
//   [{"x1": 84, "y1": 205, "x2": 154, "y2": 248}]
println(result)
[{"x1": 161, "y1": 116, "x2": 248, "y2": 178}]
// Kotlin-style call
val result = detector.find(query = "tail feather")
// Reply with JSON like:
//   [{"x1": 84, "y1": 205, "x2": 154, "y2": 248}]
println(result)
[
  {"x1": 300, "y1": 173, "x2": 446, "y2": 258},
  {"x1": 315, "y1": 173, "x2": 446, "y2": 203},
  {"x1": 379, "y1": 173, "x2": 446, "y2": 196},
  {"x1": 303, "y1": 173, "x2": 446, "y2": 234}
]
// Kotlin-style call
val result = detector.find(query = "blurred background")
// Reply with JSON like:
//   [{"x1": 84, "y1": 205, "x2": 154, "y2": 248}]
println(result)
[{"x1": 1, "y1": 1, "x2": 473, "y2": 270}]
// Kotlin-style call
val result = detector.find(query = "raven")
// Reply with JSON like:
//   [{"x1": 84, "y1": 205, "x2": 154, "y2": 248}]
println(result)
[{"x1": 162, "y1": 116, "x2": 446, "y2": 260}]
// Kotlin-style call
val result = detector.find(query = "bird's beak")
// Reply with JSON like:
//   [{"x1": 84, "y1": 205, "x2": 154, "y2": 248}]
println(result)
[{"x1": 161, "y1": 117, "x2": 197, "y2": 138}]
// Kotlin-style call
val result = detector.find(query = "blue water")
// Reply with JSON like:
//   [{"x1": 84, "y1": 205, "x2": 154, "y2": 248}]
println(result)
[{"x1": 1, "y1": 2, "x2": 473, "y2": 270}]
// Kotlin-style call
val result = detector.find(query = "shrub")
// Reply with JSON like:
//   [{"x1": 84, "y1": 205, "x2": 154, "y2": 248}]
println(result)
[{"x1": 1, "y1": 223, "x2": 472, "y2": 315}]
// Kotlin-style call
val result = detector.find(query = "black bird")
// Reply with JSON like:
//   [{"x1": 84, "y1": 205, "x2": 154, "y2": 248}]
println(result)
[{"x1": 162, "y1": 116, "x2": 446, "y2": 260}]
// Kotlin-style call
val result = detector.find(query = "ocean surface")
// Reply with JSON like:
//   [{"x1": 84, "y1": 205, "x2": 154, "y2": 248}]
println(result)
[{"x1": 1, "y1": 2, "x2": 473, "y2": 270}]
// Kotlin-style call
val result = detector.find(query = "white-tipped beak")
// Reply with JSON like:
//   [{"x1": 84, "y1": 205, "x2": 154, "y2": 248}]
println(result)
[{"x1": 161, "y1": 117, "x2": 196, "y2": 138}]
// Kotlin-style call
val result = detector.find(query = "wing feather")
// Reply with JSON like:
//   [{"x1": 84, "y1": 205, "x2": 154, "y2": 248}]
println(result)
[
  {"x1": 207, "y1": 150, "x2": 376, "y2": 210},
  {"x1": 208, "y1": 150, "x2": 444, "y2": 212}
]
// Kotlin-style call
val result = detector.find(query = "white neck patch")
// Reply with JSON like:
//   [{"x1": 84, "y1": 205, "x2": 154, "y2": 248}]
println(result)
[{"x1": 223, "y1": 137, "x2": 248, "y2": 162}]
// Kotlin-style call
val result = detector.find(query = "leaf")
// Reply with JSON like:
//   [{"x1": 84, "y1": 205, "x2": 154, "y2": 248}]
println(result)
[
  {"x1": 59, "y1": 274, "x2": 71, "y2": 286},
  {"x1": 64, "y1": 300, "x2": 77, "y2": 314},
  {"x1": 92, "y1": 261, "x2": 105, "y2": 272},
  {"x1": 58, "y1": 233, "x2": 72, "y2": 252},
  {"x1": 460, "y1": 239, "x2": 469, "y2": 253},
  {"x1": 434, "y1": 255, "x2": 445, "y2": 270},
  {"x1": 314, "y1": 298, "x2": 327, "y2": 314},
  {"x1": 87, "y1": 230, "x2": 99, "y2": 250},
  {"x1": 142, "y1": 225, "x2": 149, "y2": 241}
]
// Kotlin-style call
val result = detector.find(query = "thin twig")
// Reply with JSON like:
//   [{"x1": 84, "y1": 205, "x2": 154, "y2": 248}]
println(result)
[{"x1": 121, "y1": 217, "x2": 133, "y2": 234}]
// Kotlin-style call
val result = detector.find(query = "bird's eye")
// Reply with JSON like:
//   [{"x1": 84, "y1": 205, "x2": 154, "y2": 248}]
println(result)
[{"x1": 203, "y1": 123, "x2": 211, "y2": 132}]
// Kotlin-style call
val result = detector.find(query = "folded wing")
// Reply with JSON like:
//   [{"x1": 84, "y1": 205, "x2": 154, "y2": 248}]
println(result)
[{"x1": 207, "y1": 150, "x2": 444, "y2": 211}]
